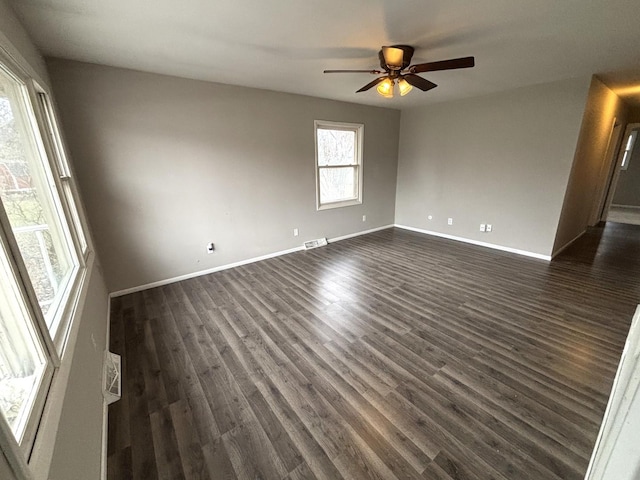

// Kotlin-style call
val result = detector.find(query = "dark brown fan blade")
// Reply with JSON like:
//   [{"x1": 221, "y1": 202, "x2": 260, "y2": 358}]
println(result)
[
  {"x1": 356, "y1": 77, "x2": 386, "y2": 93},
  {"x1": 324, "y1": 69, "x2": 383, "y2": 74},
  {"x1": 410, "y1": 56, "x2": 475, "y2": 73},
  {"x1": 403, "y1": 74, "x2": 437, "y2": 91}
]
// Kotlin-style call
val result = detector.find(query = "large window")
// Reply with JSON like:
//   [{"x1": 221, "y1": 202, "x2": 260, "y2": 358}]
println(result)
[
  {"x1": 314, "y1": 120, "x2": 364, "y2": 210},
  {"x1": 0, "y1": 56, "x2": 88, "y2": 461}
]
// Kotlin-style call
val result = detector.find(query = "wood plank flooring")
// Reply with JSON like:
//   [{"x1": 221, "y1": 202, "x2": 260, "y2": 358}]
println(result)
[{"x1": 107, "y1": 224, "x2": 640, "y2": 479}]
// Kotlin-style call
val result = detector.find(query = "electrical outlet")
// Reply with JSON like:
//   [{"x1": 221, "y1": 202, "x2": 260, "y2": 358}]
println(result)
[
  {"x1": 206, "y1": 242, "x2": 215, "y2": 254},
  {"x1": 480, "y1": 224, "x2": 486, "y2": 232},
  {"x1": 486, "y1": 224, "x2": 492, "y2": 232},
  {"x1": 447, "y1": 218, "x2": 453, "y2": 225},
  {"x1": 362, "y1": 215, "x2": 366, "y2": 222},
  {"x1": 293, "y1": 228, "x2": 299, "y2": 237},
  {"x1": 428, "y1": 215, "x2": 433, "y2": 220}
]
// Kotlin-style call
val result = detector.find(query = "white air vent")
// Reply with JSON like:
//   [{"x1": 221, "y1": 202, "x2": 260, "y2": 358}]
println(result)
[
  {"x1": 304, "y1": 237, "x2": 328, "y2": 249},
  {"x1": 103, "y1": 351, "x2": 121, "y2": 405}
]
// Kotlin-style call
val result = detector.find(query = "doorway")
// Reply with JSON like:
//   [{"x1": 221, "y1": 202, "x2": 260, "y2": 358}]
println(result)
[{"x1": 600, "y1": 122, "x2": 640, "y2": 226}]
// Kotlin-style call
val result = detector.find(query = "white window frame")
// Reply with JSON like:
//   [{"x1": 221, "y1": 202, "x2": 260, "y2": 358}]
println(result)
[
  {"x1": 0, "y1": 46, "x2": 93, "y2": 479},
  {"x1": 314, "y1": 120, "x2": 364, "y2": 210}
]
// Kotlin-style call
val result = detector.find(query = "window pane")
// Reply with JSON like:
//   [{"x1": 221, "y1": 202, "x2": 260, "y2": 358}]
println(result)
[
  {"x1": 319, "y1": 167, "x2": 357, "y2": 204},
  {"x1": 37, "y1": 93, "x2": 87, "y2": 254},
  {"x1": 0, "y1": 240, "x2": 48, "y2": 441},
  {"x1": 0, "y1": 67, "x2": 77, "y2": 330},
  {"x1": 317, "y1": 128, "x2": 356, "y2": 166}
]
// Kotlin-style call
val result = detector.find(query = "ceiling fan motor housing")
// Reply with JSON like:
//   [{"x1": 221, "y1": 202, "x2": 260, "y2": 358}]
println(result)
[{"x1": 380, "y1": 45, "x2": 415, "y2": 71}]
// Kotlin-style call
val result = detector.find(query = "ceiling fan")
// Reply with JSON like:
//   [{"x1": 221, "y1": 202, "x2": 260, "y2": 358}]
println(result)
[{"x1": 324, "y1": 45, "x2": 475, "y2": 98}]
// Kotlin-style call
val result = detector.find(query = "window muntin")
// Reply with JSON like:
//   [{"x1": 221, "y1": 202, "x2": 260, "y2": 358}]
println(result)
[
  {"x1": 0, "y1": 66, "x2": 79, "y2": 336},
  {"x1": 315, "y1": 121, "x2": 363, "y2": 209}
]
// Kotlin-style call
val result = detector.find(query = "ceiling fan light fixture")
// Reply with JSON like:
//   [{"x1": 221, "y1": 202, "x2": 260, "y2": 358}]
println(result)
[
  {"x1": 382, "y1": 46, "x2": 405, "y2": 70},
  {"x1": 376, "y1": 78, "x2": 394, "y2": 97},
  {"x1": 398, "y1": 77, "x2": 413, "y2": 96}
]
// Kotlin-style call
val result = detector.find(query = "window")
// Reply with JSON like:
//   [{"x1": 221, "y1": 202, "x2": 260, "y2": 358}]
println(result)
[
  {"x1": 314, "y1": 120, "x2": 363, "y2": 209},
  {"x1": 621, "y1": 130, "x2": 637, "y2": 170},
  {"x1": 0, "y1": 56, "x2": 88, "y2": 459}
]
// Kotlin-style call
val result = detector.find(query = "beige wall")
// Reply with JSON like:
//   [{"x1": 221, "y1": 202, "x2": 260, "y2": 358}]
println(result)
[
  {"x1": 395, "y1": 77, "x2": 591, "y2": 257},
  {"x1": 0, "y1": 1, "x2": 109, "y2": 478},
  {"x1": 553, "y1": 77, "x2": 629, "y2": 253},
  {"x1": 46, "y1": 59, "x2": 401, "y2": 293}
]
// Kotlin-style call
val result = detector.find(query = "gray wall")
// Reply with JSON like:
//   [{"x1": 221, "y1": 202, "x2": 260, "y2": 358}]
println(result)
[
  {"x1": 613, "y1": 127, "x2": 640, "y2": 207},
  {"x1": 0, "y1": 1, "x2": 109, "y2": 478},
  {"x1": 0, "y1": 0, "x2": 48, "y2": 85},
  {"x1": 48, "y1": 267, "x2": 109, "y2": 480},
  {"x1": 554, "y1": 77, "x2": 629, "y2": 253},
  {"x1": 46, "y1": 59, "x2": 401, "y2": 293},
  {"x1": 395, "y1": 77, "x2": 590, "y2": 257}
]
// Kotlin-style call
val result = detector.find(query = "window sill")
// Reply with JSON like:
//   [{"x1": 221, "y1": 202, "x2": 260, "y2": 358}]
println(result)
[{"x1": 317, "y1": 199, "x2": 362, "y2": 211}]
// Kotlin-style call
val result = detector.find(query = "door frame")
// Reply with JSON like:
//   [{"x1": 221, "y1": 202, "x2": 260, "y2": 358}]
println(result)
[{"x1": 596, "y1": 122, "x2": 640, "y2": 223}]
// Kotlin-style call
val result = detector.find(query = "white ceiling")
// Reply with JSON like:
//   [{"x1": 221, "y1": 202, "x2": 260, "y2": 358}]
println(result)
[{"x1": 9, "y1": 0, "x2": 640, "y2": 109}]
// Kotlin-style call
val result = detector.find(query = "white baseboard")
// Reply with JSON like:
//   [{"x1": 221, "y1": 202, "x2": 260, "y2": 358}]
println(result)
[
  {"x1": 610, "y1": 204, "x2": 640, "y2": 210},
  {"x1": 100, "y1": 400, "x2": 108, "y2": 480},
  {"x1": 328, "y1": 224, "x2": 394, "y2": 243},
  {"x1": 552, "y1": 230, "x2": 586, "y2": 258},
  {"x1": 109, "y1": 225, "x2": 394, "y2": 297},
  {"x1": 394, "y1": 224, "x2": 552, "y2": 261},
  {"x1": 100, "y1": 289, "x2": 112, "y2": 479},
  {"x1": 109, "y1": 246, "x2": 304, "y2": 297}
]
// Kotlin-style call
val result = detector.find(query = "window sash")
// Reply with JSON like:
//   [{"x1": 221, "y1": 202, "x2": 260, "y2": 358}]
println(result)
[
  {"x1": 0, "y1": 50, "x2": 89, "y2": 467},
  {"x1": 0, "y1": 64, "x2": 82, "y2": 345},
  {"x1": 314, "y1": 120, "x2": 364, "y2": 210},
  {"x1": 35, "y1": 93, "x2": 89, "y2": 257},
  {"x1": 0, "y1": 200, "x2": 55, "y2": 456}
]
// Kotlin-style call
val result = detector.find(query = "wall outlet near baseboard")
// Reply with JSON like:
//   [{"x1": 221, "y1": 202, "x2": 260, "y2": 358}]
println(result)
[
  {"x1": 447, "y1": 218, "x2": 453, "y2": 225},
  {"x1": 362, "y1": 215, "x2": 366, "y2": 222},
  {"x1": 480, "y1": 224, "x2": 486, "y2": 232},
  {"x1": 486, "y1": 224, "x2": 493, "y2": 232},
  {"x1": 293, "y1": 228, "x2": 299, "y2": 237},
  {"x1": 206, "y1": 242, "x2": 215, "y2": 253}
]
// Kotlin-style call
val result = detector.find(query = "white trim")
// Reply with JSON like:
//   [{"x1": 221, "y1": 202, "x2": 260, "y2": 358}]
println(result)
[
  {"x1": 610, "y1": 204, "x2": 640, "y2": 210},
  {"x1": 110, "y1": 246, "x2": 304, "y2": 297},
  {"x1": 328, "y1": 224, "x2": 393, "y2": 243},
  {"x1": 110, "y1": 225, "x2": 395, "y2": 297},
  {"x1": 314, "y1": 120, "x2": 364, "y2": 211},
  {"x1": 394, "y1": 224, "x2": 552, "y2": 261},
  {"x1": 551, "y1": 229, "x2": 586, "y2": 258},
  {"x1": 317, "y1": 198, "x2": 362, "y2": 211},
  {"x1": 99, "y1": 294, "x2": 111, "y2": 480},
  {"x1": 585, "y1": 305, "x2": 640, "y2": 480},
  {"x1": 99, "y1": 400, "x2": 108, "y2": 480}
]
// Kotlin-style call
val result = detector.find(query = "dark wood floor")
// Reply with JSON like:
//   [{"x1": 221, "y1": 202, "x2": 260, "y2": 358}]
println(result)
[{"x1": 107, "y1": 223, "x2": 640, "y2": 480}]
